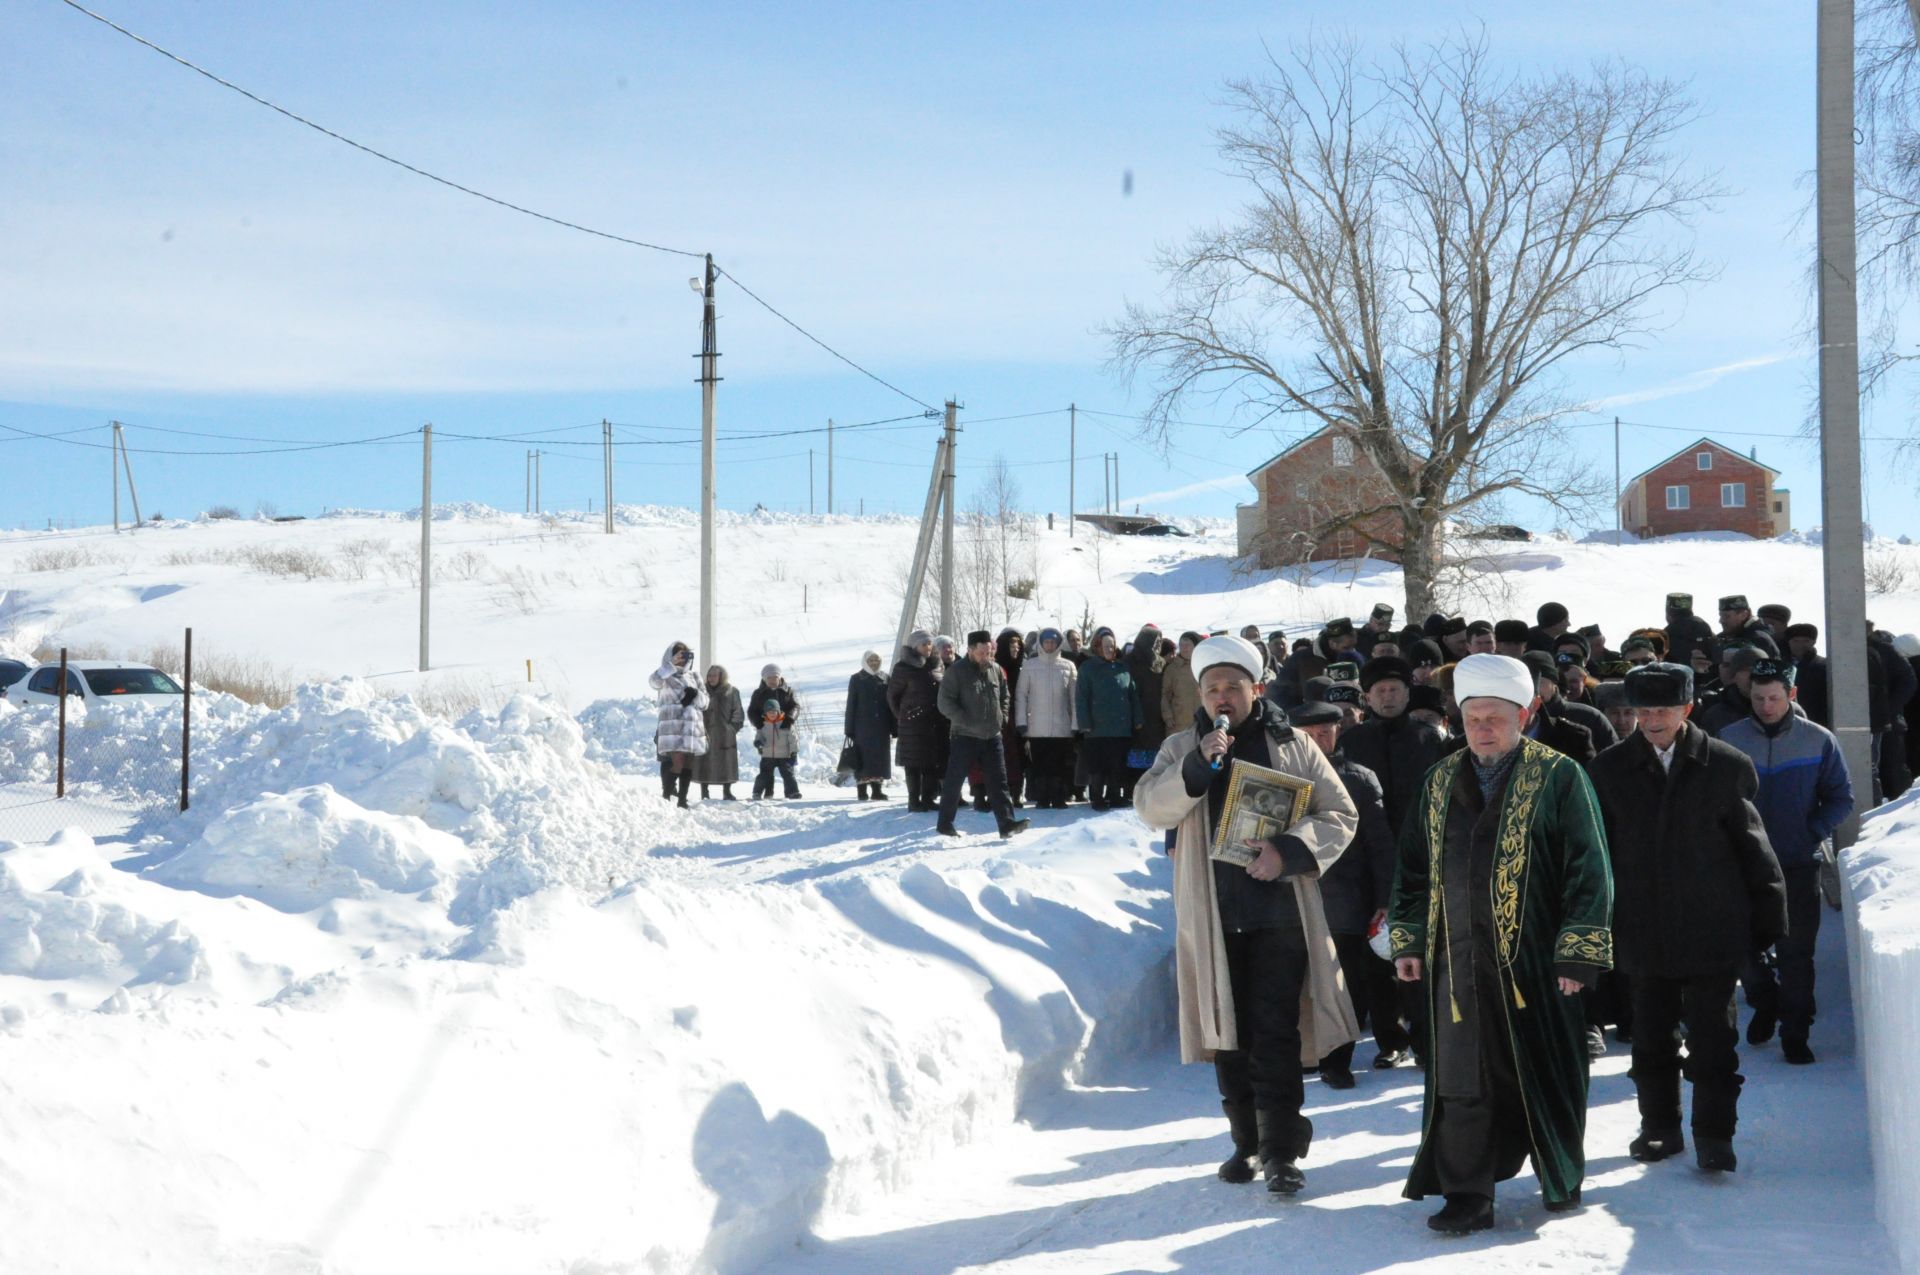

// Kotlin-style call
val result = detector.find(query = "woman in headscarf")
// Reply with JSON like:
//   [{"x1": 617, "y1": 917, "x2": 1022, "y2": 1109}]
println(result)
[
  {"x1": 889, "y1": 630, "x2": 944, "y2": 811},
  {"x1": 845, "y1": 649, "x2": 896, "y2": 800},
  {"x1": 1124, "y1": 623, "x2": 1168, "y2": 801},
  {"x1": 696, "y1": 664, "x2": 744, "y2": 801},
  {"x1": 649, "y1": 640, "x2": 709, "y2": 808}
]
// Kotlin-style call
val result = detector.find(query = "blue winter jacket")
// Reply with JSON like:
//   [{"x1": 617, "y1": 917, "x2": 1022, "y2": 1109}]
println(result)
[{"x1": 1718, "y1": 712, "x2": 1854, "y2": 871}]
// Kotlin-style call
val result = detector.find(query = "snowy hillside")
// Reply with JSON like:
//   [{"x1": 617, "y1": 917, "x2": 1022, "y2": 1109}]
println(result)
[{"x1": 0, "y1": 509, "x2": 1913, "y2": 1272}]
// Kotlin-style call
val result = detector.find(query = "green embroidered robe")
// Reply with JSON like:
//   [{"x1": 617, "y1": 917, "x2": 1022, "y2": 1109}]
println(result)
[{"x1": 1387, "y1": 737, "x2": 1614, "y2": 1205}]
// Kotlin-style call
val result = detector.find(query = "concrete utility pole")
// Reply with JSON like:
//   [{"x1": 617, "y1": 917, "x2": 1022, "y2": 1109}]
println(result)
[
  {"x1": 1114, "y1": 452, "x2": 1121, "y2": 513},
  {"x1": 939, "y1": 400, "x2": 959, "y2": 637},
  {"x1": 1069, "y1": 403, "x2": 1076, "y2": 539},
  {"x1": 603, "y1": 420, "x2": 615, "y2": 533},
  {"x1": 698, "y1": 253, "x2": 721, "y2": 666},
  {"x1": 115, "y1": 421, "x2": 143, "y2": 528},
  {"x1": 1614, "y1": 417, "x2": 1622, "y2": 536},
  {"x1": 894, "y1": 435, "x2": 952, "y2": 657},
  {"x1": 809, "y1": 449, "x2": 815, "y2": 515},
  {"x1": 534, "y1": 450, "x2": 543, "y2": 514},
  {"x1": 419, "y1": 423, "x2": 432, "y2": 673},
  {"x1": 110, "y1": 419, "x2": 120, "y2": 532},
  {"x1": 525, "y1": 450, "x2": 533, "y2": 514},
  {"x1": 1817, "y1": 0, "x2": 1873, "y2": 846},
  {"x1": 827, "y1": 417, "x2": 835, "y2": 515}
]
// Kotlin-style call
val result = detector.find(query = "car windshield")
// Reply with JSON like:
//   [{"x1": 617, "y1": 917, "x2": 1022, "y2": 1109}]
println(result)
[
  {"x1": 84, "y1": 668, "x2": 184, "y2": 696},
  {"x1": 0, "y1": 661, "x2": 25, "y2": 688}
]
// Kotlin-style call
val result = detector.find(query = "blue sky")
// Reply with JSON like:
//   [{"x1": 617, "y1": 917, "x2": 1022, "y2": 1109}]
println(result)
[{"x1": 3, "y1": 1, "x2": 1911, "y2": 533}]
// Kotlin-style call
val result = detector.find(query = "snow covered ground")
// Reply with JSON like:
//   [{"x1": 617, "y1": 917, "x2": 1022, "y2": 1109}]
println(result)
[{"x1": 0, "y1": 509, "x2": 1915, "y2": 1271}]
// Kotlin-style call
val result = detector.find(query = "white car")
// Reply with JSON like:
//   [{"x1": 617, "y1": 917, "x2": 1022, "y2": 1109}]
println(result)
[{"x1": 5, "y1": 660, "x2": 184, "y2": 708}]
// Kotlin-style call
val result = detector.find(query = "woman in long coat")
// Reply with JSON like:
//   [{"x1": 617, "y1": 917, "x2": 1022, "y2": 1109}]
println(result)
[
  {"x1": 888, "y1": 631, "x2": 944, "y2": 812},
  {"x1": 696, "y1": 664, "x2": 744, "y2": 800},
  {"x1": 994, "y1": 629, "x2": 1027, "y2": 806},
  {"x1": 649, "y1": 640, "x2": 709, "y2": 809},
  {"x1": 1124, "y1": 623, "x2": 1168, "y2": 799},
  {"x1": 845, "y1": 650, "x2": 897, "y2": 800}
]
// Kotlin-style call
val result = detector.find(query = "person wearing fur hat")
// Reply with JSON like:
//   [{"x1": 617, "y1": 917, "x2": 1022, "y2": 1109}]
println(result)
[
  {"x1": 747, "y1": 665, "x2": 802, "y2": 799},
  {"x1": 1135, "y1": 635, "x2": 1360, "y2": 1198},
  {"x1": 1437, "y1": 616, "x2": 1470, "y2": 662},
  {"x1": 1388, "y1": 653, "x2": 1614, "y2": 1233},
  {"x1": 1016, "y1": 628, "x2": 1079, "y2": 809},
  {"x1": 1589, "y1": 662, "x2": 1786, "y2": 1173},
  {"x1": 934, "y1": 631, "x2": 1030, "y2": 838},
  {"x1": 695, "y1": 664, "x2": 744, "y2": 801},
  {"x1": 1408, "y1": 685, "x2": 1450, "y2": 735},
  {"x1": 845, "y1": 651, "x2": 896, "y2": 801},
  {"x1": 1783, "y1": 624, "x2": 1827, "y2": 725},
  {"x1": 1492, "y1": 620, "x2": 1530, "y2": 660},
  {"x1": 1664, "y1": 593, "x2": 1716, "y2": 672},
  {"x1": 1354, "y1": 602, "x2": 1398, "y2": 660},
  {"x1": 1527, "y1": 601, "x2": 1572, "y2": 654},
  {"x1": 650, "y1": 641, "x2": 710, "y2": 808},
  {"x1": 889, "y1": 632, "x2": 945, "y2": 812}
]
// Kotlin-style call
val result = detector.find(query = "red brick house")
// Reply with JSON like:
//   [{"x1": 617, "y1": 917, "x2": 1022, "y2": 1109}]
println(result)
[
  {"x1": 1236, "y1": 426, "x2": 1403, "y2": 567},
  {"x1": 1617, "y1": 438, "x2": 1790, "y2": 540}
]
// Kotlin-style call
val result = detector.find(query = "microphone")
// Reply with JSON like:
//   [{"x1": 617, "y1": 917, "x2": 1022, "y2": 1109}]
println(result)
[{"x1": 1209, "y1": 714, "x2": 1232, "y2": 770}]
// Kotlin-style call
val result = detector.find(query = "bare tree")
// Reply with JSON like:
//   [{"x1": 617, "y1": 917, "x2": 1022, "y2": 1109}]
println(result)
[
  {"x1": 1851, "y1": 1, "x2": 1920, "y2": 437},
  {"x1": 1106, "y1": 32, "x2": 1717, "y2": 617}
]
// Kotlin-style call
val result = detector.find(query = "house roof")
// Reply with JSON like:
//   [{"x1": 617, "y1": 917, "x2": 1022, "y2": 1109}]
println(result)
[
  {"x1": 1621, "y1": 437, "x2": 1781, "y2": 490},
  {"x1": 1245, "y1": 426, "x2": 1334, "y2": 480}
]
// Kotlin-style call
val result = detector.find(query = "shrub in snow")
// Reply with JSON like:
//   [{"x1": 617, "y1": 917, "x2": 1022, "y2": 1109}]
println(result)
[{"x1": 146, "y1": 785, "x2": 470, "y2": 913}]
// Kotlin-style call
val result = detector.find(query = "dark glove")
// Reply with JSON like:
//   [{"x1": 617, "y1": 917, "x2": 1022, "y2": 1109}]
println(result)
[{"x1": 681, "y1": 687, "x2": 699, "y2": 706}]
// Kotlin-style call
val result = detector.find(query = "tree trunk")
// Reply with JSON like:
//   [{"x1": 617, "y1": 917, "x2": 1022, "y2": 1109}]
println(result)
[{"x1": 1399, "y1": 513, "x2": 1442, "y2": 622}]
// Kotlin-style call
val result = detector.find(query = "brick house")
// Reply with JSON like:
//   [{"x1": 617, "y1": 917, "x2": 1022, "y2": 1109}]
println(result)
[
  {"x1": 1617, "y1": 438, "x2": 1790, "y2": 539},
  {"x1": 1236, "y1": 426, "x2": 1403, "y2": 567}
]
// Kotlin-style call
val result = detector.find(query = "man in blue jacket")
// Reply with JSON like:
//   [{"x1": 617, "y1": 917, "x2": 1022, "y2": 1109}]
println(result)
[{"x1": 1718, "y1": 658, "x2": 1855, "y2": 1065}]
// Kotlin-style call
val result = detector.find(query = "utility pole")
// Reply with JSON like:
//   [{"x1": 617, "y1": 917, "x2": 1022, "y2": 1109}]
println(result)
[
  {"x1": 110, "y1": 419, "x2": 120, "y2": 532},
  {"x1": 1614, "y1": 417, "x2": 1622, "y2": 536},
  {"x1": 939, "y1": 400, "x2": 959, "y2": 637},
  {"x1": 827, "y1": 417, "x2": 835, "y2": 515},
  {"x1": 893, "y1": 436, "x2": 951, "y2": 657},
  {"x1": 1068, "y1": 403, "x2": 1076, "y2": 539},
  {"x1": 419, "y1": 423, "x2": 432, "y2": 673},
  {"x1": 1817, "y1": 0, "x2": 1873, "y2": 846},
  {"x1": 809, "y1": 449, "x2": 815, "y2": 516},
  {"x1": 1114, "y1": 453, "x2": 1121, "y2": 513},
  {"x1": 525, "y1": 450, "x2": 532, "y2": 514},
  {"x1": 534, "y1": 450, "x2": 543, "y2": 514},
  {"x1": 603, "y1": 420, "x2": 615, "y2": 533},
  {"x1": 116, "y1": 421, "x2": 143, "y2": 528},
  {"x1": 698, "y1": 253, "x2": 721, "y2": 666}
]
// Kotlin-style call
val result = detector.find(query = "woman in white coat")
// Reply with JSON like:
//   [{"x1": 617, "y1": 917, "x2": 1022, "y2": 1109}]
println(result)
[{"x1": 650, "y1": 640, "x2": 710, "y2": 808}]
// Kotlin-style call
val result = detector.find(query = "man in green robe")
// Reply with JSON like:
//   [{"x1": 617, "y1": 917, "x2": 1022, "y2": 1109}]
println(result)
[{"x1": 1389, "y1": 653, "x2": 1614, "y2": 1235}]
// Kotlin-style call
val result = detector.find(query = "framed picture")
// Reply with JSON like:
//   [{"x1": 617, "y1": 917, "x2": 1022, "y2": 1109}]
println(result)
[{"x1": 1210, "y1": 759, "x2": 1315, "y2": 867}]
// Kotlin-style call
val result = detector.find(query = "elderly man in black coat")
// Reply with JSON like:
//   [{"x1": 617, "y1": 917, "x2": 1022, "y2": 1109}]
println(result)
[{"x1": 1588, "y1": 663, "x2": 1787, "y2": 1175}]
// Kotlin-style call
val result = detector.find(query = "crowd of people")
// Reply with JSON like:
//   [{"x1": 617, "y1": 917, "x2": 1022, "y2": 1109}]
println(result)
[{"x1": 645, "y1": 591, "x2": 1902, "y2": 1234}]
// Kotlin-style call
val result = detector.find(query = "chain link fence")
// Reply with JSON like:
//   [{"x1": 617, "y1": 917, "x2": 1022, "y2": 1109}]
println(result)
[{"x1": 0, "y1": 638, "x2": 194, "y2": 845}]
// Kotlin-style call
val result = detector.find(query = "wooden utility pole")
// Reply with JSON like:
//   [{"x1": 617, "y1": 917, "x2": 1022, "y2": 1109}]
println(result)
[
  {"x1": 180, "y1": 627, "x2": 192, "y2": 811},
  {"x1": 939, "y1": 401, "x2": 958, "y2": 637},
  {"x1": 698, "y1": 253, "x2": 721, "y2": 665},
  {"x1": 419, "y1": 424, "x2": 432, "y2": 672}
]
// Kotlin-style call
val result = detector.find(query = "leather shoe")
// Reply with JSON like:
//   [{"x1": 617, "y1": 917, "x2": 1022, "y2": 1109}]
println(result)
[
  {"x1": 1629, "y1": 1127, "x2": 1685, "y2": 1163},
  {"x1": 1428, "y1": 1194, "x2": 1494, "y2": 1235}
]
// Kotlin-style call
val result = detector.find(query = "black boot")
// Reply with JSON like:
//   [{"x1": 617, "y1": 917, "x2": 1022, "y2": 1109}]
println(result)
[
  {"x1": 1544, "y1": 1187, "x2": 1583, "y2": 1214},
  {"x1": 856, "y1": 785, "x2": 870, "y2": 801},
  {"x1": 936, "y1": 821, "x2": 960, "y2": 838},
  {"x1": 1747, "y1": 1007, "x2": 1777, "y2": 1045},
  {"x1": 1696, "y1": 1137, "x2": 1738, "y2": 1173},
  {"x1": 723, "y1": 785, "x2": 737, "y2": 801},
  {"x1": 1629, "y1": 1126, "x2": 1686, "y2": 1163},
  {"x1": 998, "y1": 816, "x2": 1031, "y2": 839},
  {"x1": 1217, "y1": 1099, "x2": 1258, "y2": 1184},
  {"x1": 660, "y1": 770, "x2": 676, "y2": 802},
  {"x1": 1782, "y1": 1034, "x2": 1816, "y2": 1065},
  {"x1": 1428, "y1": 1194, "x2": 1494, "y2": 1234},
  {"x1": 972, "y1": 793, "x2": 990, "y2": 812},
  {"x1": 1254, "y1": 1109, "x2": 1306, "y2": 1196},
  {"x1": 675, "y1": 773, "x2": 691, "y2": 809},
  {"x1": 1319, "y1": 1047, "x2": 1356, "y2": 1091},
  {"x1": 870, "y1": 783, "x2": 889, "y2": 801},
  {"x1": 700, "y1": 784, "x2": 711, "y2": 800}
]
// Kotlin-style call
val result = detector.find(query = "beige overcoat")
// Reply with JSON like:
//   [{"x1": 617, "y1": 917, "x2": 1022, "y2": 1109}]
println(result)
[{"x1": 1136, "y1": 718, "x2": 1361, "y2": 1065}]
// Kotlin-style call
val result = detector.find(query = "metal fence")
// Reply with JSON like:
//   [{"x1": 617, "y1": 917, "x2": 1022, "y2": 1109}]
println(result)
[{"x1": 0, "y1": 634, "x2": 194, "y2": 845}]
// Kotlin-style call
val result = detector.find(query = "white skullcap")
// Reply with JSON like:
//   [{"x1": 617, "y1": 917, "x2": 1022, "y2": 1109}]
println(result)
[
  {"x1": 1192, "y1": 635, "x2": 1265, "y2": 683},
  {"x1": 1453, "y1": 653, "x2": 1537, "y2": 710}
]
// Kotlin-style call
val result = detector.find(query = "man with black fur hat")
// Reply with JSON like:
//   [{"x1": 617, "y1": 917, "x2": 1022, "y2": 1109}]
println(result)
[
  {"x1": 1137, "y1": 635, "x2": 1359, "y2": 1198},
  {"x1": 935, "y1": 631, "x2": 1032, "y2": 839},
  {"x1": 1665, "y1": 593, "x2": 1716, "y2": 671},
  {"x1": 1493, "y1": 620, "x2": 1530, "y2": 659},
  {"x1": 1757, "y1": 604, "x2": 1792, "y2": 646},
  {"x1": 1721, "y1": 659, "x2": 1854, "y2": 1065},
  {"x1": 1464, "y1": 620, "x2": 1496, "y2": 656},
  {"x1": 1518, "y1": 651, "x2": 1605, "y2": 762},
  {"x1": 1784, "y1": 624, "x2": 1828, "y2": 727},
  {"x1": 1291, "y1": 698, "x2": 1404, "y2": 1087},
  {"x1": 1589, "y1": 662, "x2": 1786, "y2": 1174},
  {"x1": 1355, "y1": 602, "x2": 1398, "y2": 659},
  {"x1": 1527, "y1": 601, "x2": 1573, "y2": 654},
  {"x1": 1438, "y1": 615, "x2": 1471, "y2": 661},
  {"x1": 1408, "y1": 685, "x2": 1450, "y2": 735},
  {"x1": 1578, "y1": 624, "x2": 1618, "y2": 671}
]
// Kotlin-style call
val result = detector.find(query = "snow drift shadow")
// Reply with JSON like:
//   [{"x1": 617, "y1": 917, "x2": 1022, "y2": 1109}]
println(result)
[{"x1": 694, "y1": 1082, "x2": 832, "y2": 1275}]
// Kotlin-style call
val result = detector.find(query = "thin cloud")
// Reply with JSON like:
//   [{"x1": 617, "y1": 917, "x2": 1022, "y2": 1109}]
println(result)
[
  {"x1": 1585, "y1": 351, "x2": 1796, "y2": 412},
  {"x1": 1130, "y1": 473, "x2": 1249, "y2": 505}
]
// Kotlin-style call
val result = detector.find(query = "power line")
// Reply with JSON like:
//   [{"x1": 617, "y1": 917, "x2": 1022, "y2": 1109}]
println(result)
[
  {"x1": 56, "y1": 0, "x2": 934, "y2": 411},
  {"x1": 0, "y1": 420, "x2": 421, "y2": 456}
]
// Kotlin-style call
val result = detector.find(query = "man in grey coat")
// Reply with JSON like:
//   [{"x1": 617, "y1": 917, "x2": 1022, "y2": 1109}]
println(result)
[{"x1": 936, "y1": 630, "x2": 1031, "y2": 839}]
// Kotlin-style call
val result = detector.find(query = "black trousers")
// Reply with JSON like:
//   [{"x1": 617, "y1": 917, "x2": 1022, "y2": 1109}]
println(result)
[
  {"x1": 1214, "y1": 927, "x2": 1310, "y2": 1143},
  {"x1": 1743, "y1": 865, "x2": 1823, "y2": 1038},
  {"x1": 1428, "y1": 948, "x2": 1531, "y2": 1200},
  {"x1": 939, "y1": 734, "x2": 1014, "y2": 827},
  {"x1": 1629, "y1": 970, "x2": 1741, "y2": 1139},
  {"x1": 1027, "y1": 736, "x2": 1073, "y2": 799},
  {"x1": 1320, "y1": 932, "x2": 1407, "y2": 1067},
  {"x1": 753, "y1": 757, "x2": 798, "y2": 797},
  {"x1": 1083, "y1": 736, "x2": 1132, "y2": 807}
]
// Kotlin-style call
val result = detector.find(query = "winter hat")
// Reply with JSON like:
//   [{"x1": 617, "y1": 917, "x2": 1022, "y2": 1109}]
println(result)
[
  {"x1": 1625, "y1": 662, "x2": 1693, "y2": 708},
  {"x1": 1290, "y1": 700, "x2": 1343, "y2": 727},
  {"x1": 1408, "y1": 684, "x2": 1447, "y2": 715},
  {"x1": 1438, "y1": 615, "x2": 1468, "y2": 637},
  {"x1": 1554, "y1": 633, "x2": 1591, "y2": 660},
  {"x1": 1408, "y1": 638, "x2": 1445, "y2": 668},
  {"x1": 1620, "y1": 635, "x2": 1658, "y2": 657},
  {"x1": 1323, "y1": 616, "x2": 1356, "y2": 641},
  {"x1": 967, "y1": 630, "x2": 993, "y2": 648},
  {"x1": 1493, "y1": 619, "x2": 1531, "y2": 644},
  {"x1": 933, "y1": 634, "x2": 956, "y2": 650},
  {"x1": 1758, "y1": 603, "x2": 1792, "y2": 624},
  {"x1": 1519, "y1": 650, "x2": 1558, "y2": 683},
  {"x1": 1537, "y1": 601, "x2": 1570, "y2": 628},
  {"x1": 1593, "y1": 681, "x2": 1629, "y2": 711},
  {"x1": 1325, "y1": 661, "x2": 1360, "y2": 683},
  {"x1": 1725, "y1": 645, "x2": 1768, "y2": 674},
  {"x1": 1192, "y1": 635, "x2": 1265, "y2": 684},
  {"x1": 1302, "y1": 675, "x2": 1335, "y2": 704},
  {"x1": 1370, "y1": 602, "x2": 1396, "y2": 620},
  {"x1": 1323, "y1": 681, "x2": 1362, "y2": 706},
  {"x1": 1267, "y1": 629, "x2": 1288, "y2": 643},
  {"x1": 761, "y1": 663, "x2": 781, "y2": 678},
  {"x1": 1749, "y1": 657, "x2": 1798, "y2": 687},
  {"x1": 1718, "y1": 594, "x2": 1751, "y2": 613},
  {"x1": 1039, "y1": 627, "x2": 1064, "y2": 647},
  {"x1": 1453, "y1": 653, "x2": 1538, "y2": 710},
  {"x1": 909, "y1": 629, "x2": 933, "y2": 648},
  {"x1": 1360, "y1": 657, "x2": 1413, "y2": 691},
  {"x1": 1785, "y1": 622, "x2": 1818, "y2": 642},
  {"x1": 1666, "y1": 592, "x2": 1694, "y2": 613},
  {"x1": 1465, "y1": 619, "x2": 1494, "y2": 638},
  {"x1": 1423, "y1": 612, "x2": 1449, "y2": 637},
  {"x1": 1577, "y1": 623, "x2": 1606, "y2": 641}
]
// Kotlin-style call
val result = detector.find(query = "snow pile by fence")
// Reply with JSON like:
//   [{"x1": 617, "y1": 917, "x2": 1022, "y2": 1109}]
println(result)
[
  {"x1": 0, "y1": 693, "x2": 256, "y2": 797},
  {"x1": 1845, "y1": 794, "x2": 1920, "y2": 1274}
]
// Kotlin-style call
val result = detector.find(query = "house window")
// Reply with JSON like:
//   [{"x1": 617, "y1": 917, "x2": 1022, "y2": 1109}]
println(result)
[
  {"x1": 1773, "y1": 500, "x2": 1783, "y2": 513},
  {"x1": 1331, "y1": 436, "x2": 1355, "y2": 466},
  {"x1": 1294, "y1": 480, "x2": 1309, "y2": 500},
  {"x1": 1665, "y1": 485, "x2": 1689, "y2": 510},
  {"x1": 1721, "y1": 483, "x2": 1746, "y2": 508},
  {"x1": 1697, "y1": 452, "x2": 1713, "y2": 470}
]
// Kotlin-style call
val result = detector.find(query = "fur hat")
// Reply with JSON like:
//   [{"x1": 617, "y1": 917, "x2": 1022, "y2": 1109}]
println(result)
[
  {"x1": 1408, "y1": 638, "x2": 1445, "y2": 667},
  {"x1": 1625, "y1": 662, "x2": 1693, "y2": 708},
  {"x1": 967, "y1": 629, "x2": 993, "y2": 648},
  {"x1": 1408, "y1": 684, "x2": 1447, "y2": 715},
  {"x1": 1289, "y1": 700, "x2": 1343, "y2": 728},
  {"x1": 1784, "y1": 622, "x2": 1818, "y2": 642},
  {"x1": 1537, "y1": 601, "x2": 1570, "y2": 628},
  {"x1": 1493, "y1": 619, "x2": 1531, "y2": 644},
  {"x1": 1360, "y1": 656, "x2": 1414, "y2": 691},
  {"x1": 1758, "y1": 603, "x2": 1792, "y2": 624},
  {"x1": 908, "y1": 629, "x2": 933, "y2": 648}
]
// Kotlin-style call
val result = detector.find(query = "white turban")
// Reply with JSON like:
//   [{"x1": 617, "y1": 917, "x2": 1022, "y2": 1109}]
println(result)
[
  {"x1": 1192, "y1": 635, "x2": 1265, "y2": 684},
  {"x1": 1453, "y1": 653, "x2": 1537, "y2": 710}
]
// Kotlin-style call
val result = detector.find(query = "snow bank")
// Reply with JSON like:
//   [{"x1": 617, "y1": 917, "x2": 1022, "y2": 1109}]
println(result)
[
  {"x1": 0, "y1": 830, "x2": 206, "y2": 989},
  {"x1": 1845, "y1": 795, "x2": 1920, "y2": 1273}
]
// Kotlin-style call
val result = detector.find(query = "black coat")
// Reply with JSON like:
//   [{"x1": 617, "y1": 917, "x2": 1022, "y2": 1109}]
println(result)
[
  {"x1": 1873, "y1": 636, "x2": 1917, "y2": 731},
  {"x1": 1126, "y1": 626, "x2": 1168, "y2": 755},
  {"x1": 1337, "y1": 711, "x2": 1447, "y2": 836},
  {"x1": 845, "y1": 667, "x2": 896, "y2": 781},
  {"x1": 1320, "y1": 756, "x2": 1394, "y2": 935},
  {"x1": 1545, "y1": 695, "x2": 1616, "y2": 752},
  {"x1": 1588, "y1": 723, "x2": 1787, "y2": 978},
  {"x1": 887, "y1": 647, "x2": 943, "y2": 769},
  {"x1": 1795, "y1": 653, "x2": 1831, "y2": 728},
  {"x1": 748, "y1": 680, "x2": 800, "y2": 729},
  {"x1": 1665, "y1": 613, "x2": 1715, "y2": 670},
  {"x1": 1525, "y1": 712, "x2": 1595, "y2": 767}
]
